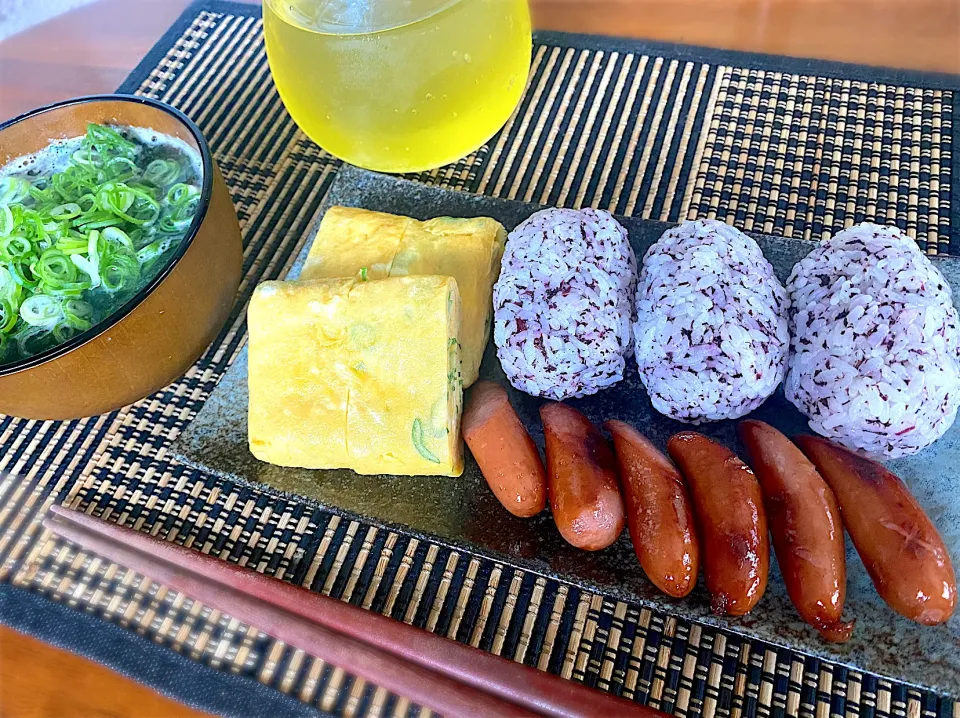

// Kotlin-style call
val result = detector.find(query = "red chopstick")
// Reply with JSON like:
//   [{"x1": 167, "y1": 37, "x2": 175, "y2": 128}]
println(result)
[{"x1": 45, "y1": 505, "x2": 670, "y2": 718}]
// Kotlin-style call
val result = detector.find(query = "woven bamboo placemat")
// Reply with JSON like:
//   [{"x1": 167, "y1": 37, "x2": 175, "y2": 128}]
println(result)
[{"x1": 1, "y1": 2, "x2": 958, "y2": 716}]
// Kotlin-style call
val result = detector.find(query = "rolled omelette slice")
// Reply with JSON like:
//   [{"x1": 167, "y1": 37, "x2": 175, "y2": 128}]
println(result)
[
  {"x1": 299, "y1": 206, "x2": 506, "y2": 387},
  {"x1": 248, "y1": 275, "x2": 464, "y2": 476}
]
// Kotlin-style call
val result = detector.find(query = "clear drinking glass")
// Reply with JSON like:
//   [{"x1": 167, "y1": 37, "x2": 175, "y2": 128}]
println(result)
[{"x1": 263, "y1": 0, "x2": 532, "y2": 173}]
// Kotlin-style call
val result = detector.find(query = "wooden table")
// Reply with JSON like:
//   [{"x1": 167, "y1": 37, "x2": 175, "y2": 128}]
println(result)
[{"x1": 0, "y1": 0, "x2": 958, "y2": 715}]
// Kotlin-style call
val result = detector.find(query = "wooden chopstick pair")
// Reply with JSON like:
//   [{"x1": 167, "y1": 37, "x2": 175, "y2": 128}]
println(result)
[{"x1": 44, "y1": 505, "x2": 670, "y2": 718}]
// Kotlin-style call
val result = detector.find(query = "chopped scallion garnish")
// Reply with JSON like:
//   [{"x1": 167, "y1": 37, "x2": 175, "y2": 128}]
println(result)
[
  {"x1": 411, "y1": 418, "x2": 441, "y2": 463},
  {"x1": 0, "y1": 122, "x2": 201, "y2": 362}
]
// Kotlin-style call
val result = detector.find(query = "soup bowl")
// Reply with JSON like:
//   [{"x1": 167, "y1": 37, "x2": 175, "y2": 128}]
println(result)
[{"x1": 0, "y1": 95, "x2": 243, "y2": 420}]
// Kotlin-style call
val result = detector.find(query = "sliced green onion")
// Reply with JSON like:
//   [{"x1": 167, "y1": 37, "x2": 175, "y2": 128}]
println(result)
[
  {"x1": 69, "y1": 229, "x2": 102, "y2": 289},
  {"x1": 74, "y1": 212, "x2": 123, "y2": 231},
  {"x1": 33, "y1": 249, "x2": 88, "y2": 297},
  {"x1": 166, "y1": 183, "x2": 199, "y2": 205},
  {"x1": 29, "y1": 184, "x2": 55, "y2": 205},
  {"x1": 0, "y1": 235, "x2": 34, "y2": 261},
  {"x1": 135, "y1": 238, "x2": 170, "y2": 266},
  {"x1": 96, "y1": 182, "x2": 160, "y2": 226},
  {"x1": 53, "y1": 167, "x2": 98, "y2": 202},
  {"x1": 55, "y1": 236, "x2": 88, "y2": 255},
  {"x1": 0, "y1": 266, "x2": 19, "y2": 299},
  {"x1": 0, "y1": 123, "x2": 199, "y2": 362},
  {"x1": 44, "y1": 281, "x2": 89, "y2": 298},
  {"x1": 72, "y1": 148, "x2": 98, "y2": 166},
  {"x1": 100, "y1": 251, "x2": 139, "y2": 292},
  {"x1": 411, "y1": 418, "x2": 441, "y2": 464},
  {"x1": 157, "y1": 183, "x2": 200, "y2": 233},
  {"x1": 0, "y1": 177, "x2": 30, "y2": 205},
  {"x1": 17, "y1": 209, "x2": 48, "y2": 243},
  {"x1": 52, "y1": 324, "x2": 80, "y2": 343},
  {"x1": 101, "y1": 226, "x2": 133, "y2": 249},
  {"x1": 34, "y1": 249, "x2": 78, "y2": 286},
  {"x1": 96, "y1": 182, "x2": 134, "y2": 212},
  {"x1": 76, "y1": 193, "x2": 96, "y2": 213},
  {"x1": 88, "y1": 228, "x2": 102, "y2": 260},
  {"x1": 47, "y1": 203, "x2": 82, "y2": 221},
  {"x1": 70, "y1": 255, "x2": 100, "y2": 288},
  {"x1": 0, "y1": 205, "x2": 14, "y2": 236},
  {"x1": 0, "y1": 270, "x2": 21, "y2": 334},
  {"x1": 19, "y1": 294, "x2": 61, "y2": 328},
  {"x1": 104, "y1": 156, "x2": 138, "y2": 182},
  {"x1": 85, "y1": 122, "x2": 137, "y2": 156},
  {"x1": 8, "y1": 261, "x2": 38, "y2": 289},
  {"x1": 142, "y1": 158, "x2": 181, "y2": 187},
  {"x1": 0, "y1": 296, "x2": 18, "y2": 333},
  {"x1": 61, "y1": 298, "x2": 93, "y2": 329}
]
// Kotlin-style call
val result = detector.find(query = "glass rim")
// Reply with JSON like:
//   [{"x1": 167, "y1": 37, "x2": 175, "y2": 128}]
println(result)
[{"x1": 264, "y1": 0, "x2": 469, "y2": 36}]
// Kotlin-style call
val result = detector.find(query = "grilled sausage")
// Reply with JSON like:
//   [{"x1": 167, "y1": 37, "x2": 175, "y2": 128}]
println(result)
[
  {"x1": 605, "y1": 420, "x2": 699, "y2": 598},
  {"x1": 739, "y1": 421, "x2": 853, "y2": 641},
  {"x1": 463, "y1": 381, "x2": 546, "y2": 517},
  {"x1": 540, "y1": 403, "x2": 625, "y2": 550},
  {"x1": 796, "y1": 435, "x2": 956, "y2": 625},
  {"x1": 667, "y1": 431, "x2": 769, "y2": 616}
]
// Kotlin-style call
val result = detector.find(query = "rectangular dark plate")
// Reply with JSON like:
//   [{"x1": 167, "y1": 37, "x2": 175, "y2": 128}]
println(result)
[{"x1": 174, "y1": 166, "x2": 960, "y2": 696}]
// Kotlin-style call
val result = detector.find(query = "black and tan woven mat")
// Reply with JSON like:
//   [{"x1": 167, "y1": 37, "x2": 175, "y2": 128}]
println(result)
[{"x1": 2, "y1": 2, "x2": 959, "y2": 716}]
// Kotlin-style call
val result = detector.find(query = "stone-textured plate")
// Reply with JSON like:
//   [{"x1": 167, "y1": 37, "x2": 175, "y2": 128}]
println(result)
[{"x1": 174, "y1": 166, "x2": 960, "y2": 696}]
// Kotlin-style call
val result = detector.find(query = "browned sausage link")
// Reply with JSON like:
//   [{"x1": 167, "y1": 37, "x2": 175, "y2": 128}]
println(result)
[
  {"x1": 605, "y1": 420, "x2": 700, "y2": 598},
  {"x1": 796, "y1": 435, "x2": 957, "y2": 626},
  {"x1": 739, "y1": 421, "x2": 853, "y2": 642},
  {"x1": 463, "y1": 381, "x2": 547, "y2": 518},
  {"x1": 667, "y1": 431, "x2": 769, "y2": 616},
  {"x1": 540, "y1": 402, "x2": 625, "y2": 551}
]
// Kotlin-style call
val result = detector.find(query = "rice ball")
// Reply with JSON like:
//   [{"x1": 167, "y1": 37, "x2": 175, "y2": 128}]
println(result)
[
  {"x1": 493, "y1": 208, "x2": 636, "y2": 400},
  {"x1": 634, "y1": 219, "x2": 789, "y2": 424},
  {"x1": 786, "y1": 222, "x2": 960, "y2": 458}
]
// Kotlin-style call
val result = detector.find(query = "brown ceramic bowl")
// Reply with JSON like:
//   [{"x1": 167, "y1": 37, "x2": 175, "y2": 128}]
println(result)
[{"x1": 0, "y1": 95, "x2": 243, "y2": 420}]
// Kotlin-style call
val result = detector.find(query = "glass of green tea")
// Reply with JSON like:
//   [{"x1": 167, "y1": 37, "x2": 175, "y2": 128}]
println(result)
[{"x1": 263, "y1": 0, "x2": 532, "y2": 173}]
